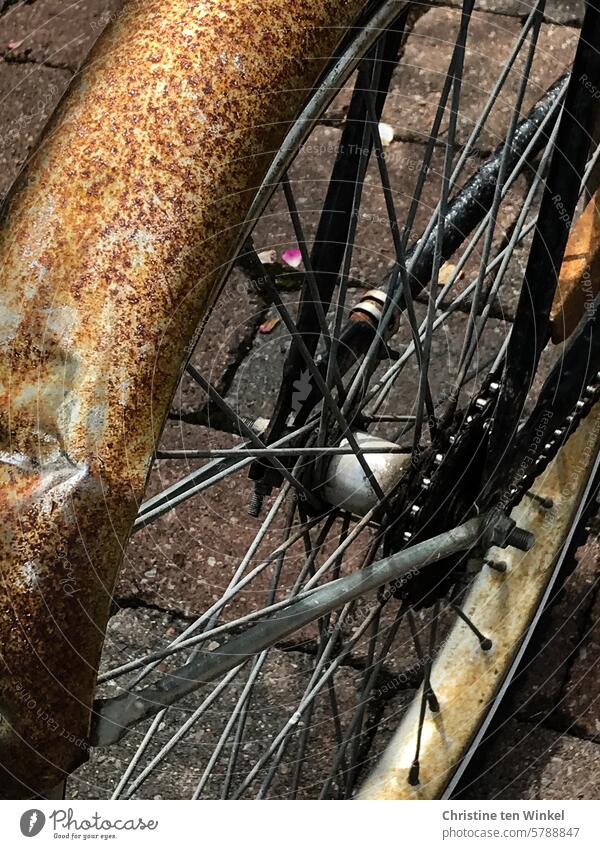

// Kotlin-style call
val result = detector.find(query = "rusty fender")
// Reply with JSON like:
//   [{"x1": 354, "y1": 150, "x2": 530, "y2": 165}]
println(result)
[{"x1": 0, "y1": 0, "x2": 367, "y2": 797}]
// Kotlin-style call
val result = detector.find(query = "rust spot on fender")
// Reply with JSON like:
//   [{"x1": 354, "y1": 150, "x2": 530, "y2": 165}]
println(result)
[{"x1": 0, "y1": 0, "x2": 365, "y2": 797}]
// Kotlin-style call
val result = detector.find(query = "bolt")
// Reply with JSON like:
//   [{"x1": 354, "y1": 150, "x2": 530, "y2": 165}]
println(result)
[
  {"x1": 484, "y1": 511, "x2": 535, "y2": 551},
  {"x1": 248, "y1": 490, "x2": 264, "y2": 518},
  {"x1": 506, "y1": 526, "x2": 535, "y2": 552},
  {"x1": 484, "y1": 558, "x2": 507, "y2": 573},
  {"x1": 426, "y1": 689, "x2": 440, "y2": 712},
  {"x1": 248, "y1": 480, "x2": 271, "y2": 518},
  {"x1": 408, "y1": 760, "x2": 420, "y2": 786},
  {"x1": 525, "y1": 491, "x2": 554, "y2": 509}
]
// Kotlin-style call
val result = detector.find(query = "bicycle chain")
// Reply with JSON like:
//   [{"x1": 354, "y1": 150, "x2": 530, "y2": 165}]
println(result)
[
  {"x1": 398, "y1": 369, "x2": 600, "y2": 549},
  {"x1": 397, "y1": 373, "x2": 501, "y2": 548},
  {"x1": 503, "y1": 371, "x2": 600, "y2": 514}
]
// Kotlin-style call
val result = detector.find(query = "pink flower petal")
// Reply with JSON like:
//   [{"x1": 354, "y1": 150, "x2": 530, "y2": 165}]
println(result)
[{"x1": 281, "y1": 248, "x2": 302, "y2": 268}]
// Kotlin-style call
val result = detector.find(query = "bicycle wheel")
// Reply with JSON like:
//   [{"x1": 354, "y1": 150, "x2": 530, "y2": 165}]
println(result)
[{"x1": 2, "y1": 0, "x2": 600, "y2": 801}]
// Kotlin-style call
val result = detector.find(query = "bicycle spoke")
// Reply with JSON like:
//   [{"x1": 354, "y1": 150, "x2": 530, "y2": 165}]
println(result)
[
  {"x1": 111, "y1": 490, "x2": 303, "y2": 797},
  {"x1": 342, "y1": 88, "x2": 433, "y2": 420},
  {"x1": 135, "y1": 419, "x2": 317, "y2": 529},
  {"x1": 408, "y1": 600, "x2": 440, "y2": 786},
  {"x1": 316, "y1": 47, "x2": 385, "y2": 462},
  {"x1": 116, "y1": 503, "x2": 340, "y2": 798},
  {"x1": 102, "y1": 512, "x2": 329, "y2": 686}
]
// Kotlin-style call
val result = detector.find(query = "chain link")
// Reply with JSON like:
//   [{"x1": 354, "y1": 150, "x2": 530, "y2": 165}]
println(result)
[{"x1": 398, "y1": 369, "x2": 600, "y2": 547}]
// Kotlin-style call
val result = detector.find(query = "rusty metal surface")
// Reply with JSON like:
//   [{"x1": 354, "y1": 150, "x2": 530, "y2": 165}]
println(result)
[
  {"x1": 551, "y1": 189, "x2": 600, "y2": 343},
  {"x1": 0, "y1": 0, "x2": 367, "y2": 797},
  {"x1": 357, "y1": 403, "x2": 600, "y2": 800}
]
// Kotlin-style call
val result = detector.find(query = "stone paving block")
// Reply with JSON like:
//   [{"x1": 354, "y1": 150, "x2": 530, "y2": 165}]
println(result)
[
  {"x1": 384, "y1": 7, "x2": 578, "y2": 153},
  {"x1": 118, "y1": 418, "x2": 374, "y2": 634},
  {"x1": 167, "y1": 267, "x2": 267, "y2": 420},
  {"x1": 0, "y1": 0, "x2": 123, "y2": 69},
  {"x1": 502, "y1": 536, "x2": 600, "y2": 723},
  {"x1": 428, "y1": 1, "x2": 584, "y2": 26},
  {"x1": 459, "y1": 718, "x2": 600, "y2": 799},
  {"x1": 560, "y1": 567, "x2": 600, "y2": 740},
  {"x1": 225, "y1": 291, "x2": 302, "y2": 422},
  {"x1": 333, "y1": 672, "x2": 416, "y2": 794},
  {"x1": 0, "y1": 58, "x2": 70, "y2": 196}
]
